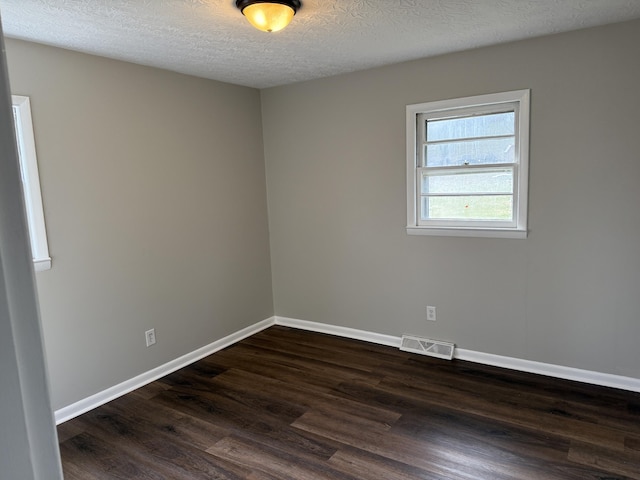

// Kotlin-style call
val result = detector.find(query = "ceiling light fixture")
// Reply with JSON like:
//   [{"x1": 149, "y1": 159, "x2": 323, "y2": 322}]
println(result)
[{"x1": 236, "y1": 0, "x2": 301, "y2": 33}]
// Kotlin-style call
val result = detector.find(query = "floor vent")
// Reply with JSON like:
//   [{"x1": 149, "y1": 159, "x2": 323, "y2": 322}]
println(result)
[{"x1": 400, "y1": 335, "x2": 455, "y2": 360}]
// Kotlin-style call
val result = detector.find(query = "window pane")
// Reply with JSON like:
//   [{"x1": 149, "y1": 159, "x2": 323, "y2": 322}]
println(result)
[
  {"x1": 12, "y1": 95, "x2": 51, "y2": 271},
  {"x1": 421, "y1": 169, "x2": 513, "y2": 195},
  {"x1": 421, "y1": 195, "x2": 513, "y2": 220},
  {"x1": 427, "y1": 112, "x2": 514, "y2": 142},
  {"x1": 425, "y1": 136, "x2": 514, "y2": 167}
]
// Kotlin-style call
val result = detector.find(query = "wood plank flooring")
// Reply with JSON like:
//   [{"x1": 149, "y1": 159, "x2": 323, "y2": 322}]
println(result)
[{"x1": 58, "y1": 326, "x2": 640, "y2": 479}]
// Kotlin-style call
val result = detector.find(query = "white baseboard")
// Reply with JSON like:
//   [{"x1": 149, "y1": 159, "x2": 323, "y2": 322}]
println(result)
[
  {"x1": 275, "y1": 316, "x2": 640, "y2": 393},
  {"x1": 54, "y1": 317, "x2": 275, "y2": 424},
  {"x1": 274, "y1": 316, "x2": 401, "y2": 348},
  {"x1": 454, "y1": 348, "x2": 640, "y2": 393},
  {"x1": 56, "y1": 315, "x2": 640, "y2": 424}
]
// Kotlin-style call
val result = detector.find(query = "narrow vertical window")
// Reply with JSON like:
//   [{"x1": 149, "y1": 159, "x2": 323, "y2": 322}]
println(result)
[{"x1": 12, "y1": 95, "x2": 51, "y2": 270}]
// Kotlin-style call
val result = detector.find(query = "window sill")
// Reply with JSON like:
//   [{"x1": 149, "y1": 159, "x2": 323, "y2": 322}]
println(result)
[
  {"x1": 406, "y1": 226, "x2": 527, "y2": 239},
  {"x1": 34, "y1": 257, "x2": 52, "y2": 272}
]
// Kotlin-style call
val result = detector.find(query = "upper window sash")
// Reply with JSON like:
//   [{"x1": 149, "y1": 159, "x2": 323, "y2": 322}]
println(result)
[{"x1": 418, "y1": 106, "x2": 518, "y2": 170}]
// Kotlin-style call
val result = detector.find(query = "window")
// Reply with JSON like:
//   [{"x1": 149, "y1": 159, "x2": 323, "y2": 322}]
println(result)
[
  {"x1": 406, "y1": 90, "x2": 530, "y2": 238},
  {"x1": 12, "y1": 95, "x2": 51, "y2": 271}
]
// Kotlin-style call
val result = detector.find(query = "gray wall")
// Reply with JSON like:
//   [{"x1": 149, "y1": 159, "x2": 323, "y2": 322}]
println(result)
[
  {"x1": 5, "y1": 39, "x2": 274, "y2": 410},
  {"x1": 262, "y1": 20, "x2": 640, "y2": 379}
]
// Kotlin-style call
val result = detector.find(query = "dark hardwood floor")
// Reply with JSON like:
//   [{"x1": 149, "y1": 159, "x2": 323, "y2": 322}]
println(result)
[{"x1": 58, "y1": 326, "x2": 640, "y2": 479}]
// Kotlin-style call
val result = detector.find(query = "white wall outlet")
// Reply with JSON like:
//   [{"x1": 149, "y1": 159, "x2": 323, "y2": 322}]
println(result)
[
  {"x1": 145, "y1": 328, "x2": 156, "y2": 347},
  {"x1": 426, "y1": 306, "x2": 436, "y2": 321}
]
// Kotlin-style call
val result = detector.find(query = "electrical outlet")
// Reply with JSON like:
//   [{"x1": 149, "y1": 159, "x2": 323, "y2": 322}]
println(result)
[
  {"x1": 426, "y1": 306, "x2": 436, "y2": 321},
  {"x1": 145, "y1": 328, "x2": 156, "y2": 347}
]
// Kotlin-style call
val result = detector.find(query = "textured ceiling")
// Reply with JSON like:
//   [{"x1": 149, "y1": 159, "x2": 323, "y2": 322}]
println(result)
[{"x1": 1, "y1": 1, "x2": 639, "y2": 89}]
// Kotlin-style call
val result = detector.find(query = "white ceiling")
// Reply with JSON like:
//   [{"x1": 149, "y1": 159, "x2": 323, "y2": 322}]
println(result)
[{"x1": 1, "y1": 0, "x2": 639, "y2": 89}]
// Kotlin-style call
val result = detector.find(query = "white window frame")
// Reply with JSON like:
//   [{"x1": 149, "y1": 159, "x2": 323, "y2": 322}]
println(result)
[
  {"x1": 12, "y1": 95, "x2": 51, "y2": 271},
  {"x1": 406, "y1": 90, "x2": 530, "y2": 239}
]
